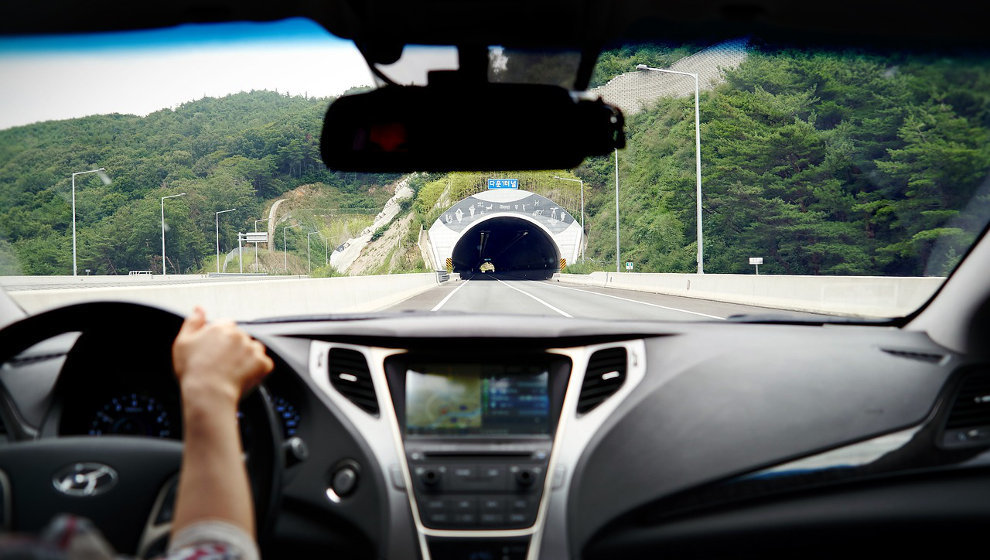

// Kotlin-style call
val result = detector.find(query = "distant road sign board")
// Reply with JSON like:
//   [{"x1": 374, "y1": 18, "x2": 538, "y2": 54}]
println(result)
[
  {"x1": 625, "y1": 261, "x2": 634, "y2": 270},
  {"x1": 244, "y1": 232, "x2": 268, "y2": 243},
  {"x1": 488, "y1": 178, "x2": 518, "y2": 189},
  {"x1": 749, "y1": 257, "x2": 763, "y2": 265}
]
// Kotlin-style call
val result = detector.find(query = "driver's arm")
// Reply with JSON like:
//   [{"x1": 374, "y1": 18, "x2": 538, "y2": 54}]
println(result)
[{"x1": 169, "y1": 307, "x2": 274, "y2": 556}]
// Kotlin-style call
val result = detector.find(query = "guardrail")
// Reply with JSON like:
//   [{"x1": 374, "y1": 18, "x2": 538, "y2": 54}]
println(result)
[
  {"x1": 556, "y1": 272, "x2": 945, "y2": 317},
  {"x1": 8, "y1": 273, "x2": 443, "y2": 321}
]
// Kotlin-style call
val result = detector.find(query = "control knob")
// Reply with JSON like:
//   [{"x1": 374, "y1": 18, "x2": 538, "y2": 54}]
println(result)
[{"x1": 420, "y1": 468, "x2": 442, "y2": 487}]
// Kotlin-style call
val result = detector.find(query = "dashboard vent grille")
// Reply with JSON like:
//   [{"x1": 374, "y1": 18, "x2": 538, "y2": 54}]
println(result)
[
  {"x1": 328, "y1": 348, "x2": 379, "y2": 416},
  {"x1": 881, "y1": 348, "x2": 945, "y2": 363},
  {"x1": 945, "y1": 373, "x2": 990, "y2": 430},
  {"x1": 578, "y1": 347, "x2": 627, "y2": 414}
]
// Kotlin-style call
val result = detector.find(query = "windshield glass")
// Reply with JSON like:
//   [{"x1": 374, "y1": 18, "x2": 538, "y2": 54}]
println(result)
[{"x1": 2, "y1": 20, "x2": 989, "y2": 322}]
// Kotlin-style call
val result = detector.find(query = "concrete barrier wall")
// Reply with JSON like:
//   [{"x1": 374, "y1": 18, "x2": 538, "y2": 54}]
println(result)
[
  {"x1": 0, "y1": 274, "x2": 300, "y2": 290},
  {"x1": 556, "y1": 272, "x2": 944, "y2": 317},
  {"x1": 9, "y1": 274, "x2": 441, "y2": 321}
]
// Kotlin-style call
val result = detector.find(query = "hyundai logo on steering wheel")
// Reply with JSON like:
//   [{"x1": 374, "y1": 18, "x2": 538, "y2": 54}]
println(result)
[{"x1": 53, "y1": 463, "x2": 118, "y2": 497}]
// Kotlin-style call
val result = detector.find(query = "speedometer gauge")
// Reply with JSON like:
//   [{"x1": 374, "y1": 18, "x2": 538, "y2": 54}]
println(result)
[{"x1": 88, "y1": 393, "x2": 175, "y2": 438}]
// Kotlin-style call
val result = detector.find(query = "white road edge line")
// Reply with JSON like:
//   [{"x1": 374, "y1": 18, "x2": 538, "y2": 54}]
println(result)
[
  {"x1": 430, "y1": 278, "x2": 470, "y2": 311},
  {"x1": 548, "y1": 282, "x2": 726, "y2": 320},
  {"x1": 494, "y1": 278, "x2": 573, "y2": 318}
]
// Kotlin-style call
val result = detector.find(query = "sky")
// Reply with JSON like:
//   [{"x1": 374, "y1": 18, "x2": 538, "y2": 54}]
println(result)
[{"x1": 0, "y1": 19, "x2": 384, "y2": 130}]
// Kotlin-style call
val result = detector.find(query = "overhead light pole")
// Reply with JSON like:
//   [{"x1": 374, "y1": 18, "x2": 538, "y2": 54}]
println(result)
[
  {"x1": 254, "y1": 218, "x2": 270, "y2": 272},
  {"x1": 70, "y1": 168, "x2": 111, "y2": 276},
  {"x1": 553, "y1": 175, "x2": 585, "y2": 262},
  {"x1": 636, "y1": 63, "x2": 704, "y2": 273},
  {"x1": 161, "y1": 192, "x2": 186, "y2": 276},
  {"x1": 307, "y1": 230, "x2": 320, "y2": 275},
  {"x1": 215, "y1": 208, "x2": 236, "y2": 274},
  {"x1": 614, "y1": 149, "x2": 621, "y2": 273},
  {"x1": 283, "y1": 224, "x2": 302, "y2": 273}
]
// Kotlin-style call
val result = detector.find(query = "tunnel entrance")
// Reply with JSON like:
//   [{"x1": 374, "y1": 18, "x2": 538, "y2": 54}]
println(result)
[{"x1": 451, "y1": 217, "x2": 561, "y2": 276}]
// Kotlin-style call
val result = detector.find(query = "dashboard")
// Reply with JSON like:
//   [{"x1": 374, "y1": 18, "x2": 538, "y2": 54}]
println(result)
[{"x1": 2, "y1": 311, "x2": 990, "y2": 559}]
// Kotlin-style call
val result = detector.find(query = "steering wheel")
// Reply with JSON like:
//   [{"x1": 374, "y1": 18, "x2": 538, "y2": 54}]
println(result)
[{"x1": 0, "y1": 302, "x2": 282, "y2": 557}]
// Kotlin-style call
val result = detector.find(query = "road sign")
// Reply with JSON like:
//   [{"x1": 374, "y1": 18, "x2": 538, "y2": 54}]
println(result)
[
  {"x1": 559, "y1": 258, "x2": 566, "y2": 269},
  {"x1": 487, "y1": 178, "x2": 518, "y2": 189},
  {"x1": 749, "y1": 257, "x2": 763, "y2": 275},
  {"x1": 244, "y1": 232, "x2": 268, "y2": 243},
  {"x1": 625, "y1": 261, "x2": 633, "y2": 271}
]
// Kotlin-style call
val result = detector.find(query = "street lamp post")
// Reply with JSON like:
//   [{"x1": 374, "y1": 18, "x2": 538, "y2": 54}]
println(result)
[
  {"x1": 553, "y1": 175, "x2": 585, "y2": 262},
  {"x1": 321, "y1": 235, "x2": 329, "y2": 266},
  {"x1": 283, "y1": 224, "x2": 302, "y2": 273},
  {"x1": 215, "y1": 208, "x2": 236, "y2": 274},
  {"x1": 161, "y1": 193, "x2": 187, "y2": 276},
  {"x1": 614, "y1": 148, "x2": 621, "y2": 273},
  {"x1": 636, "y1": 64, "x2": 704, "y2": 273},
  {"x1": 70, "y1": 168, "x2": 111, "y2": 276},
  {"x1": 254, "y1": 218, "x2": 270, "y2": 272},
  {"x1": 307, "y1": 231, "x2": 320, "y2": 275}
]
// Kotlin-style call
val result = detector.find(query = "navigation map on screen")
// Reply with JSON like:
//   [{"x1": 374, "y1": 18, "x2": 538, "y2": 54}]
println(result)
[{"x1": 405, "y1": 364, "x2": 549, "y2": 436}]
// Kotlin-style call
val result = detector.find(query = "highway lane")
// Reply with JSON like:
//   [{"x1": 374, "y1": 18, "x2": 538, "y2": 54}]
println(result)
[{"x1": 385, "y1": 274, "x2": 832, "y2": 321}]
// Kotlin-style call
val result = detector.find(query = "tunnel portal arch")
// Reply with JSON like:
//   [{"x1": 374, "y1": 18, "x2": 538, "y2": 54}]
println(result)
[{"x1": 428, "y1": 189, "x2": 582, "y2": 274}]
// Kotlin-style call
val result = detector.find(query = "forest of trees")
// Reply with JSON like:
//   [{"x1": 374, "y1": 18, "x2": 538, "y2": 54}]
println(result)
[
  {"x1": 0, "y1": 90, "x2": 397, "y2": 274},
  {"x1": 571, "y1": 44, "x2": 990, "y2": 276},
  {"x1": 3, "y1": 43, "x2": 990, "y2": 277}
]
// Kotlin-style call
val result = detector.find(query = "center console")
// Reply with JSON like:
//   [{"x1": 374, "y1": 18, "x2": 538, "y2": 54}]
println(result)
[{"x1": 385, "y1": 353, "x2": 571, "y2": 559}]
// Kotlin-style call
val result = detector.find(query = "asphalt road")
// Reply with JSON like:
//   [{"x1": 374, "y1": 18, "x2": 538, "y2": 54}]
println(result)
[{"x1": 385, "y1": 274, "x2": 830, "y2": 321}]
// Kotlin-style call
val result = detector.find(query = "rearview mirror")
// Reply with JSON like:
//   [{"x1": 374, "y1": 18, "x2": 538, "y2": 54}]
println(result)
[{"x1": 320, "y1": 83, "x2": 624, "y2": 172}]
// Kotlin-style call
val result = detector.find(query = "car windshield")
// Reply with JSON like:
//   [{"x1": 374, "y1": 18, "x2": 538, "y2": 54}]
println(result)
[{"x1": 2, "y1": 19, "x2": 989, "y2": 322}]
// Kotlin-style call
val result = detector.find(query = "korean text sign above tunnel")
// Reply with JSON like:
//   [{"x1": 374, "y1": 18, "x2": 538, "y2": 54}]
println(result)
[{"x1": 488, "y1": 179, "x2": 518, "y2": 189}]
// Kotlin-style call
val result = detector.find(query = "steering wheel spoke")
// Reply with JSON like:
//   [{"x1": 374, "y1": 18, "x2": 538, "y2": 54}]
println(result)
[{"x1": 136, "y1": 475, "x2": 178, "y2": 559}]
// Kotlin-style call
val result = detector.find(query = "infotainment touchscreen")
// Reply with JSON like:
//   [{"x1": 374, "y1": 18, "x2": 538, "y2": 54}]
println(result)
[{"x1": 405, "y1": 364, "x2": 550, "y2": 436}]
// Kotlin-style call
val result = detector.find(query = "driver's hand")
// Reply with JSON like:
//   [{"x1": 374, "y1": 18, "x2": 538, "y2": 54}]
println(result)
[{"x1": 171, "y1": 306, "x2": 274, "y2": 404}]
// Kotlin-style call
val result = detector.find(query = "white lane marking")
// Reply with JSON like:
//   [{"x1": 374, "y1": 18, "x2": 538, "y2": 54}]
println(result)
[
  {"x1": 430, "y1": 278, "x2": 470, "y2": 311},
  {"x1": 547, "y1": 282, "x2": 726, "y2": 320},
  {"x1": 494, "y1": 278, "x2": 573, "y2": 318}
]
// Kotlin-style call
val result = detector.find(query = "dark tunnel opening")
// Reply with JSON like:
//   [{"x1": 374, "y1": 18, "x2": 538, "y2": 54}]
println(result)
[{"x1": 451, "y1": 217, "x2": 561, "y2": 277}]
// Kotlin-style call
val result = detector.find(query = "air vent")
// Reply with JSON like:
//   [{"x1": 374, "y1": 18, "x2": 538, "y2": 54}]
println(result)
[
  {"x1": 942, "y1": 373, "x2": 990, "y2": 447},
  {"x1": 328, "y1": 348, "x2": 379, "y2": 416},
  {"x1": 577, "y1": 347, "x2": 627, "y2": 414},
  {"x1": 881, "y1": 348, "x2": 945, "y2": 364}
]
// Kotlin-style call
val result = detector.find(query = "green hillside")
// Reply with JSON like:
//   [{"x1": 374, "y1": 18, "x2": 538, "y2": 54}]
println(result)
[
  {"x1": 4, "y1": 44, "x2": 990, "y2": 278},
  {"x1": 408, "y1": 46, "x2": 990, "y2": 277},
  {"x1": 581, "y1": 46, "x2": 990, "y2": 276},
  {"x1": 0, "y1": 90, "x2": 397, "y2": 275}
]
